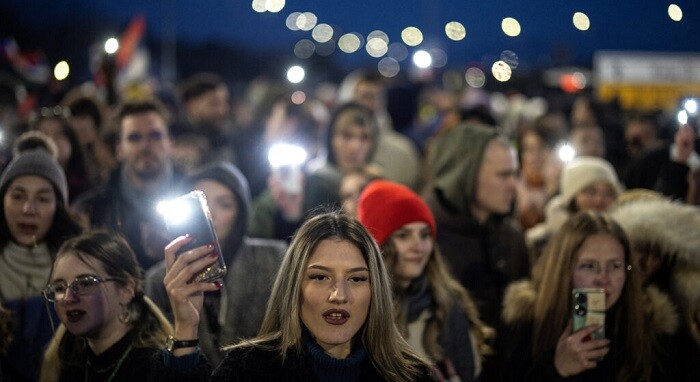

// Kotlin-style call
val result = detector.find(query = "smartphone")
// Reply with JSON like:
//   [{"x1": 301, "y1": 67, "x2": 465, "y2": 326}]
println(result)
[
  {"x1": 272, "y1": 164, "x2": 303, "y2": 195},
  {"x1": 572, "y1": 288, "x2": 605, "y2": 340},
  {"x1": 160, "y1": 190, "x2": 226, "y2": 283}
]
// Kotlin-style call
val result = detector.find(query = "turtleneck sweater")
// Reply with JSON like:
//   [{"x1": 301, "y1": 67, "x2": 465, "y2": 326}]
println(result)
[{"x1": 302, "y1": 333, "x2": 367, "y2": 382}]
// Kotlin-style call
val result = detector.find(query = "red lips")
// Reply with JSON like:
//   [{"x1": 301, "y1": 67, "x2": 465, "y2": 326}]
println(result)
[{"x1": 323, "y1": 309, "x2": 349, "y2": 325}]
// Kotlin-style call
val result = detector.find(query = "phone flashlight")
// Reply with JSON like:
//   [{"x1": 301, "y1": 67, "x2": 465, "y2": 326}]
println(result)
[
  {"x1": 268, "y1": 142, "x2": 307, "y2": 195},
  {"x1": 157, "y1": 190, "x2": 227, "y2": 283},
  {"x1": 557, "y1": 142, "x2": 576, "y2": 163}
]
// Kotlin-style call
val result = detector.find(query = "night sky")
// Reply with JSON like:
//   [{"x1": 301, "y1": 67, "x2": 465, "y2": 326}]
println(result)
[{"x1": 2, "y1": 0, "x2": 699, "y2": 84}]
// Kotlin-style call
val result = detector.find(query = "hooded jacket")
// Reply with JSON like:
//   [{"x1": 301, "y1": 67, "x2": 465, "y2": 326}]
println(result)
[
  {"x1": 610, "y1": 198, "x2": 700, "y2": 358},
  {"x1": 424, "y1": 123, "x2": 530, "y2": 327},
  {"x1": 144, "y1": 162, "x2": 287, "y2": 366},
  {"x1": 498, "y1": 280, "x2": 680, "y2": 381}
]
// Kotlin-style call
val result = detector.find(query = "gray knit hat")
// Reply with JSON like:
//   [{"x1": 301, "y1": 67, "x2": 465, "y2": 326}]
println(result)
[{"x1": 0, "y1": 149, "x2": 68, "y2": 204}]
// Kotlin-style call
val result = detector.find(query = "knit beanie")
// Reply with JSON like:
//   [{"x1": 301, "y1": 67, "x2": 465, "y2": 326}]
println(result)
[
  {"x1": 0, "y1": 149, "x2": 68, "y2": 204},
  {"x1": 357, "y1": 179, "x2": 436, "y2": 246},
  {"x1": 560, "y1": 156, "x2": 623, "y2": 206}
]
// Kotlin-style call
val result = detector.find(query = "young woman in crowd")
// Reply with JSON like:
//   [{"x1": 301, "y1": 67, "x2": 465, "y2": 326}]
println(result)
[
  {"x1": 0, "y1": 148, "x2": 82, "y2": 381},
  {"x1": 498, "y1": 211, "x2": 679, "y2": 381},
  {"x1": 526, "y1": 156, "x2": 623, "y2": 259},
  {"x1": 357, "y1": 179, "x2": 492, "y2": 382},
  {"x1": 212, "y1": 211, "x2": 435, "y2": 381},
  {"x1": 40, "y1": 231, "x2": 212, "y2": 381}
]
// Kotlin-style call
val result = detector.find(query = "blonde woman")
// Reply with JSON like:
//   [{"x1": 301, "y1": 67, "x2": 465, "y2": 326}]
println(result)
[{"x1": 212, "y1": 212, "x2": 435, "y2": 381}]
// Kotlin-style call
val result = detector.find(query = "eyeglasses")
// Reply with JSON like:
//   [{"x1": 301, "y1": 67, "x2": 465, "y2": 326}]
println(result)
[
  {"x1": 43, "y1": 275, "x2": 119, "y2": 302},
  {"x1": 124, "y1": 130, "x2": 166, "y2": 143},
  {"x1": 574, "y1": 260, "x2": 631, "y2": 276}
]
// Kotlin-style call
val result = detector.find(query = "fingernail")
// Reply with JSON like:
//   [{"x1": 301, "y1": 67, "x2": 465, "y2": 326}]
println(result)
[
  {"x1": 213, "y1": 281, "x2": 223, "y2": 289},
  {"x1": 210, "y1": 251, "x2": 219, "y2": 258}
]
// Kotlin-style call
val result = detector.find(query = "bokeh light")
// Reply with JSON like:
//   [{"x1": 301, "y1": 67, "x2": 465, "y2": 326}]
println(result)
[
  {"x1": 573, "y1": 12, "x2": 590, "y2": 31},
  {"x1": 668, "y1": 4, "x2": 683, "y2": 21},
  {"x1": 54, "y1": 61, "x2": 70, "y2": 80},
  {"x1": 429, "y1": 48, "x2": 447, "y2": 68},
  {"x1": 291, "y1": 90, "x2": 306, "y2": 104},
  {"x1": 338, "y1": 33, "x2": 362, "y2": 53},
  {"x1": 367, "y1": 30, "x2": 389, "y2": 44},
  {"x1": 501, "y1": 17, "x2": 521, "y2": 37},
  {"x1": 286, "y1": 12, "x2": 301, "y2": 30},
  {"x1": 287, "y1": 65, "x2": 305, "y2": 83},
  {"x1": 251, "y1": 0, "x2": 266, "y2": 13},
  {"x1": 265, "y1": 0, "x2": 285, "y2": 13},
  {"x1": 366, "y1": 37, "x2": 388, "y2": 58},
  {"x1": 387, "y1": 42, "x2": 409, "y2": 61},
  {"x1": 465, "y1": 67, "x2": 486, "y2": 88},
  {"x1": 312, "y1": 24, "x2": 334, "y2": 43},
  {"x1": 296, "y1": 12, "x2": 317, "y2": 31},
  {"x1": 412, "y1": 50, "x2": 432, "y2": 68},
  {"x1": 315, "y1": 41, "x2": 336, "y2": 56},
  {"x1": 104, "y1": 37, "x2": 119, "y2": 54},
  {"x1": 378, "y1": 57, "x2": 400, "y2": 77},
  {"x1": 445, "y1": 21, "x2": 466, "y2": 41},
  {"x1": 492, "y1": 60, "x2": 512, "y2": 81},
  {"x1": 401, "y1": 27, "x2": 423, "y2": 46},
  {"x1": 500, "y1": 50, "x2": 519, "y2": 69},
  {"x1": 294, "y1": 39, "x2": 315, "y2": 59}
]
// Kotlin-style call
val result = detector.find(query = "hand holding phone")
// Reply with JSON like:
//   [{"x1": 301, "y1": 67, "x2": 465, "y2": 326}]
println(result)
[
  {"x1": 159, "y1": 190, "x2": 227, "y2": 283},
  {"x1": 572, "y1": 288, "x2": 606, "y2": 340}
]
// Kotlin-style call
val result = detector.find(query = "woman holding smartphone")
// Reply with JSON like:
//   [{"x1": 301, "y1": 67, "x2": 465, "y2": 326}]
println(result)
[
  {"x1": 39, "y1": 231, "x2": 213, "y2": 381},
  {"x1": 212, "y1": 212, "x2": 435, "y2": 381},
  {"x1": 357, "y1": 179, "x2": 492, "y2": 381},
  {"x1": 496, "y1": 212, "x2": 679, "y2": 381}
]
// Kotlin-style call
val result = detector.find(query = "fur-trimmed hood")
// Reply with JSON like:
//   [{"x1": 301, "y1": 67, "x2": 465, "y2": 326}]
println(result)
[
  {"x1": 610, "y1": 199, "x2": 700, "y2": 268},
  {"x1": 501, "y1": 280, "x2": 679, "y2": 335}
]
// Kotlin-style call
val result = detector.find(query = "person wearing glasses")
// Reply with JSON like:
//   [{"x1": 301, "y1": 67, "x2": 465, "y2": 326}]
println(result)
[
  {"x1": 40, "y1": 231, "x2": 212, "y2": 382},
  {"x1": 72, "y1": 99, "x2": 187, "y2": 271},
  {"x1": 495, "y1": 212, "x2": 680, "y2": 381},
  {"x1": 212, "y1": 212, "x2": 435, "y2": 381},
  {"x1": 0, "y1": 148, "x2": 82, "y2": 381}
]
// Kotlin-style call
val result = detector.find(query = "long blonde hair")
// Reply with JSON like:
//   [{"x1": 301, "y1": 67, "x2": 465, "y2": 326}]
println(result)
[
  {"x1": 228, "y1": 212, "x2": 431, "y2": 381},
  {"x1": 382, "y1": 239, "x2": 493, "y2": 362},
  {"x1": 532, "y1": 212, "x2": 651, "y2": 382},
  {"x1": 39, "y1": 232, "x2": 173, "y2": 382}
]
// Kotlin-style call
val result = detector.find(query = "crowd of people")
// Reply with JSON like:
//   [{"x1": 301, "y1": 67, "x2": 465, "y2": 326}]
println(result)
[{"x1": 0, "y1": 66, "x2": 698, "y2": 382}]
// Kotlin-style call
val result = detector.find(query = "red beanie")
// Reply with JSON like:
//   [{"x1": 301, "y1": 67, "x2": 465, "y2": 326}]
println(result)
[{"x1": 357, "y1": 180, "x2": 436, "y2": 246}]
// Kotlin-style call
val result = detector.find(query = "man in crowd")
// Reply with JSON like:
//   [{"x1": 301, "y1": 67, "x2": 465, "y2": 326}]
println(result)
[
  {"x1": 72, "y1": 99, "x2": 186, "y2": 270},
  {"x1": 423, "y1": 122, "x2": 530, "y2": 328}
]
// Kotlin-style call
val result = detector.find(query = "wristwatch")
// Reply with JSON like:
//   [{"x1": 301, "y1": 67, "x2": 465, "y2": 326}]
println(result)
[{"x1": 166, "y1": 335, "x2": 199, "y2": 352}]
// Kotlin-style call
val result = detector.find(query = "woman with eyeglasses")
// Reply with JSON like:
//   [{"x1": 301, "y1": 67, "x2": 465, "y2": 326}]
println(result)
[
  {"x1": 495, "y1": 211, "x2": 680, "y2": 381},
  {"x1": 0, "y1": 148, "x2": 82, "y2": 381},
  {"x1": 40, "y1": 231, "x2": 213, "y2": 382}
]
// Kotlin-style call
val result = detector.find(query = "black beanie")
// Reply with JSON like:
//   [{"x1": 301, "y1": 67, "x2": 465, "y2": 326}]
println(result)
[{"x1": 0, "y1": 149, "x2": 68, "y2": 204}]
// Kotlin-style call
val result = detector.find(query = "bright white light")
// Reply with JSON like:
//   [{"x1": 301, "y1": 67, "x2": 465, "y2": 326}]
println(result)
[
  {"x1": 501, "y1": 18, "x2": 521, "y2": 37},
  {"x1": 338, "y1": 33, "x2": 362, "y2": 53},
  {"x1": 265, "y1": 0, "x2": 285, "y2": 13},
  {"x1": 312, "y1": 24, "x2": 334, "y2": 43},
  {"x1": 684, "y1": 99, "x2": 697, "y2": 114},
  {"x1": 156, "y1": 199, "x2": 192, "y2": 225},
  {"x1": 491, "y1": 60, "x2": 512, "y2": 82},
  {"x1": 668, "y1": 4, "x2": 683, "y2": 21},
  {"x1": 573, "y1": 12, "x2": 590, "y2": 31},
  {"x1": 54, "y1": 61, "x2": 70, "y2": 81},
  {"x1": 286, "y1": 66, "x2": 305, "y2": 84},
  {"x1": 252, "y1": 0, "x2": 266, "y2": 13},
  {"x1": 678, "y1": 110, "x2": 688, "y2": 125},
  {"x1": 412, "y1": 50, "x2": 432, "y2": 68},
  {"x1": 366, "y1": 38, "x2": 388, "y2": 58},
  {"x1": 401, "y1": 27, "x2": 423, "y2": 46},
  {"x1": 104, "y1": 38, "x2": 119, "y2": 54},
  {"x1": 268, "y1": 143, "x2": 308, "y2": 167},
  {"x1": 558, "y1": 143, "x2": 576, "y2": 163}
]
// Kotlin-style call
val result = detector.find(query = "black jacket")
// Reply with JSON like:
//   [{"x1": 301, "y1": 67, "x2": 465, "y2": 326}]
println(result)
[{"x1": 211, "y1": 343, "x2": 435, "y2": 382}]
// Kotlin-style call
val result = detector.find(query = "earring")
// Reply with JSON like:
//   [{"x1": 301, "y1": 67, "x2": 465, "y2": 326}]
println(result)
[{"x1": 119, "y1": 306, "x2": 131, "y2": 324}]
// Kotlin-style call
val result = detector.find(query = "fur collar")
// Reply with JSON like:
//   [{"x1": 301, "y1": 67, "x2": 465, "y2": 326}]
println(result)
[{"x1": 501, "y1": 280, "x2": 679, "y2": 335}]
